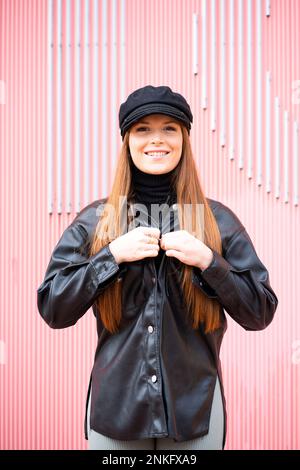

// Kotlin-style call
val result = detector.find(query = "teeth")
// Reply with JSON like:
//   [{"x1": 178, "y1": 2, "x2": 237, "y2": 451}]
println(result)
[{"x1": 145, "y1": 152, "x2": 169, "y2": 156}]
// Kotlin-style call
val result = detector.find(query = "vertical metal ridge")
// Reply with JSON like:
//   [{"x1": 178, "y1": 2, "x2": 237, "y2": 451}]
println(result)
[
  {"x1": 220, "y1": 0, "x2": 226, "y2": 147},
  {"x1": 74, "y1": 0, "x2": 81, "y2": 212},
  {"x1": 110, "y1": 0, "x2": 118, "y2": 180},
  {"x1": 201, "y1": 1, "x2": 207, "y2": 109},
  {"x1": 47, "y1": 0, "x2": 53, "y2": 213},
  {"x1": 192, "y1": 13, "x2": 198, "y2": 76},
  {"x1": 256, "y1": 0, "x2": 262, "y2": 186},
  {"x1": 54, "y1": 0, "x2": 62, "y2": 215},
  {"x1": 247, "y1": 0, "x2": 253, "y2": 179},
  {"x1": 284, "y1": 110, "x2": 289, "y2": 203},
  {"x1": 92, "y1": 0, "x2": 99, "y2": 201},
  {"x1": 238, "y1": 0, "x2": 244, "y2": 169},
  {"x1": 65, "y1": 0, "x2": 71, "y2": 213},
  {"x1": 210, "y1": 0, "x2": 216, "y2": 131},
  {"x1": 83, "y1": 0, "x2": 90, "y2": 208},
  {"x1": 228, "y1": 0, "x2": 235, "y2": 160},
  {"x1": 265, "y1": 71, "x2": 271, "y2": 192},
  {"x1": 293, "y1": 121, "x2": 299, "y2": 206},
  {"x1": 101, "y1": 0, "x2": 108, "y2": 199},
  {"x1": 275, "y1": 96, "x2": 280, "y2": 198}
]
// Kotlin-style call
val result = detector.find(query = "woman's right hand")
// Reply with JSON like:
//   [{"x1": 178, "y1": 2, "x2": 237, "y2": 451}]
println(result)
[{"x1": 109, "y1": 226, "x2": 161, "y2": 264}]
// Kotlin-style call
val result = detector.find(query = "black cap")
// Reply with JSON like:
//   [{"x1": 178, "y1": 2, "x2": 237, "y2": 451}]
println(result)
[{"x1": 119, "y1": 85, "x2": 193, "y2": 140}]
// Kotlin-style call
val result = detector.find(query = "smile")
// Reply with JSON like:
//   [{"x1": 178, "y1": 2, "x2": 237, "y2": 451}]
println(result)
[{"x1": 144, "y1": 152, "x2": 170, "y2": 158}]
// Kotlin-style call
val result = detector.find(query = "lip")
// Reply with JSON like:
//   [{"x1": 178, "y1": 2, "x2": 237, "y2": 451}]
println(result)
[{"x1": 144, "y1": 150, "x2": 170, "y2": 153}]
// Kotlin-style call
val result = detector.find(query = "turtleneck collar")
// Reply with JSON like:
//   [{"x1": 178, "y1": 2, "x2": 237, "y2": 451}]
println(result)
[{"x1": 131, "y1": 164, "x2": 177, "y2": 204}]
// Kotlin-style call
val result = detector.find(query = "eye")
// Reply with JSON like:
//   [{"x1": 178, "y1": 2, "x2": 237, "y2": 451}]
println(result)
[{"x1": 134, "y1": 125, "x2": 178, "y2": 132}]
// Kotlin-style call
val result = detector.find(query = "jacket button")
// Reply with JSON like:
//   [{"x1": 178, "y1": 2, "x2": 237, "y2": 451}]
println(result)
[
  {"x1": 199, "y1": 281, "x2": 203, "y2": 286},
  {"x1": 148, "y1": 325, "x2": 154, "y2": 333},
  {"x1": 152, "y1": 277, "x2": 156, "y2": 284},
  {"x1": 151, "y1": 375, "x2": 157, "y2": 383}
]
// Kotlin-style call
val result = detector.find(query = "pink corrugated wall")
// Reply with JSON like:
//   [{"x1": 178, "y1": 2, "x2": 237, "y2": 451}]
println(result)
[{"x1": 0, "y1": 0, "x2": 299, "y2": 450}]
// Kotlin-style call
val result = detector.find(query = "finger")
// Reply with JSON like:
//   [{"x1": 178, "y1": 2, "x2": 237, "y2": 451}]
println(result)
[
  {"x1": 143, "y1": 236, "x2": 159, "y2": 246},
  {"x1": 142, "y1": 248, "x2": 159, "y2": 257},
  {"x1": 165, "y1": 250, "x2": 184, "y2": 262},
  {"x1": 144, "y1": 243, "x2": 159, "y2": 251},
  {"x1": 161, "y1": 241, "x2": 182, "y2": 252},
  {"x1": 146, "y1": 232, "x2": 160, "y2": 243},
  {"x1": 161, "y1": 232, "x2": 181, "y2": 246},
  {"x1": 142, "y1": 227, "x2": 160, "y2": 239}
]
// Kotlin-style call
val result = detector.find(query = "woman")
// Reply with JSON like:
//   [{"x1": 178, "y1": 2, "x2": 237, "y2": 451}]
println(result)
[{"x1": 37, "y1": 85, "x2": 278, "y2": 450}]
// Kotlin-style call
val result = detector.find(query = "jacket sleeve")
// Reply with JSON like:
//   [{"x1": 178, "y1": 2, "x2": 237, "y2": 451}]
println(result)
[
  {"x1": 37, "y1": 215, "x2": 122, "y2": 329},
  {"x1": 192, "y1": 206, "x2": 278, "y2": 331}
]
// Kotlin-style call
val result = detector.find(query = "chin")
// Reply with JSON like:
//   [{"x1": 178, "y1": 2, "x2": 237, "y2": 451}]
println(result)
[{"x1": 143, "y1": 166, "x2": 171, "y2": 174}]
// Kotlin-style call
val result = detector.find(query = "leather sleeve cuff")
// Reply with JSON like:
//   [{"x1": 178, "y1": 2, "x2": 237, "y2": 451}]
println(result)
[
  {"x1": 192, "y1": 250, "x2": 231, "y2": 298},
  {"x1": 200, "y1": 250, "x2": 231, "y2": 290},
  {"x1": 89, "y1": 244, "x2": 121, "y2": 287}
]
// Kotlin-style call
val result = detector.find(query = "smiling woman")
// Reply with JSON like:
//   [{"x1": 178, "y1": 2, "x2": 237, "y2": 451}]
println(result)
[{"x1": 37, "y1": 84, "x2": 278, "y2": 451}]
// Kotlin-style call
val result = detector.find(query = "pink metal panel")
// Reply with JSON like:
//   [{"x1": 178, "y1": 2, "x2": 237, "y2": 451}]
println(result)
[{"x1": 0, "y1": 0, "x2": 299, "y2": 450}]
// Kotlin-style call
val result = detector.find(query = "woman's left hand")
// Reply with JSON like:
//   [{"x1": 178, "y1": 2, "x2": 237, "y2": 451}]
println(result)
[{"x1": 160, "y1": 230, "x2": 213, "y2": 271}]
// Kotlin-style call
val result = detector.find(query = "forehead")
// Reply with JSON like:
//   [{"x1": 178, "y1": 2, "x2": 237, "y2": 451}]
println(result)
[{"x1": 133, "y1": 114, "x2": 180, "y2": 125}]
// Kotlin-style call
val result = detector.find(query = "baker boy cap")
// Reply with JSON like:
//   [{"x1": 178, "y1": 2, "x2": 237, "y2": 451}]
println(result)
[{"x1": 119, "y1": 85, "x2": 193, "y2": 140}]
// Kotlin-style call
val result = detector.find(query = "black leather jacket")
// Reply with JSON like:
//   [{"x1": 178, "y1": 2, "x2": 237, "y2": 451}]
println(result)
[{"x1": 37, "y1": 197, "x2": 278, "y2": 449}]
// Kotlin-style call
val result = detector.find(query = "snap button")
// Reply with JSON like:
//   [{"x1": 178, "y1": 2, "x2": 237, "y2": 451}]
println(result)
[
  {"x1": 151, "y1": 375, "x2": 157, "y2": 383},
  {"x1": 148, "y1": 325, "x2": 154, "y2": 333}
]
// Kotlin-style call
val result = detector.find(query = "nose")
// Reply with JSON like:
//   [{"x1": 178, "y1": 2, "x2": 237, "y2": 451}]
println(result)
[{"x1": 151, "y1": 131, "x2": 164, "y2": 143}]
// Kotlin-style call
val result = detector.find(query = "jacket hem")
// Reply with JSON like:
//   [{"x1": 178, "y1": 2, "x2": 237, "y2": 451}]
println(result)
[{"x1": 86, "y1": 423, "x2": 215, "y2": 443}]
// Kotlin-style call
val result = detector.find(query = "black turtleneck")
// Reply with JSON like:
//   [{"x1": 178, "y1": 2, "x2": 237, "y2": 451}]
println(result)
[
  {"x1": 131, "y1": 164, "x2": 177, "y2": 274},
  {"x1": 131, "y1": 164, "x2": 176, "y2": 204}
]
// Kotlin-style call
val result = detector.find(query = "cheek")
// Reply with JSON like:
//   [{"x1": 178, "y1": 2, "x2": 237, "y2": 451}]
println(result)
[
  {"x1": 171, "y1": 138, "x2": 182, "y2": 154},
  {"x1": 173, "y1": 145, "x2": 183, "y2": 161},
  {"x1": 129, "y1": 141, "x2": 145, "y2": 156},
  {"x1": 171, "y1": 155, "x2": 182, "y2": 169},
  {"x1": 129, "y1": 141, "x2": 142, "y2": 158}
]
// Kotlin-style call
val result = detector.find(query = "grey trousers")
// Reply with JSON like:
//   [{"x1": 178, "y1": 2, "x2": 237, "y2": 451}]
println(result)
[{"x1": 87, "y1": 376, "x2": 224, "y2": 450}]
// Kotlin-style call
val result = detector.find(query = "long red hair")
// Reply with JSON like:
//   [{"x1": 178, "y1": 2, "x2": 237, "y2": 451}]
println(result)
[{"x1": 89, "y1": 126, "x2": 222, "y2": 334}]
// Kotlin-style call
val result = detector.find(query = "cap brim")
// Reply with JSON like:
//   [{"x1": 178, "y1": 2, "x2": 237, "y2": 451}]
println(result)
[{"x1": 121, "y1": 103, "x2": 190, "y2": 136}]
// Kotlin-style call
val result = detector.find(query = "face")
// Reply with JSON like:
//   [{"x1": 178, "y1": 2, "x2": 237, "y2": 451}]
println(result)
[{"x1": 128, "y1": 114, "x2": 183, "y2": 174}]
